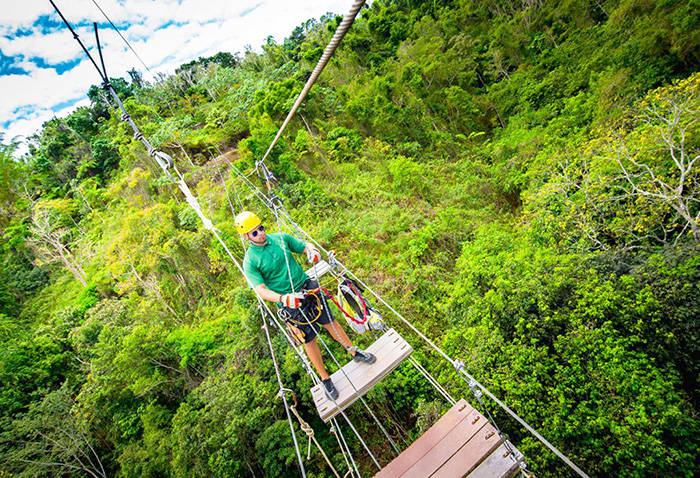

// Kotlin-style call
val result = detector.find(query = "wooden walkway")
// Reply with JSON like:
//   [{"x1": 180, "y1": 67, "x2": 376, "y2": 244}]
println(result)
[
  {"x1": 305, "y1": 260, "x2": 332, "y2": 282},
  {"x1": 374, "y1": 399, "x2": 524, "y2": 478},
  {"x1": 310, "y1": 328, "x2": 413, "y2": 422}
]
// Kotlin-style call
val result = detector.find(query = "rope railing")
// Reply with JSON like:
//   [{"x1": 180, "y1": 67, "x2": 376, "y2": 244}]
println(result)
[
  {"x1": 239, "y1": 180, "x2": 590, "y2": 478},
  {"x1": 52, "y1": 0, "x2": 591, "y2": 475}
]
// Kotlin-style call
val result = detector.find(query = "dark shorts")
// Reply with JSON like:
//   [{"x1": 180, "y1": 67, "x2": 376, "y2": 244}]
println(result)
[{"x1": 279, "y1": 279, "x2": 334, "y2": 344}]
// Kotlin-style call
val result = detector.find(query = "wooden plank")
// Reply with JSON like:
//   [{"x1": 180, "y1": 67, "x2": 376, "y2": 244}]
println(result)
[
  {"x1": 310, "y1": 329, "x2": 407, "y2": 411},
  {"x1": 375, "y1": 400, "x2": 474, "y2": 478},
  {"x1": 311, "y1": 329, "x2": 412, "y2": 421},
  {"x1": 431, "y1": 421, "x2": 502, "y2": 478},
  {"x1": 402, "y1": 408, "x2": 489, "y2": 478},
  {"x1": 466, "y1": 442, "x2": 523, "y2": 478},
  {"x1": 375, "y1": 402, "x2": 515, "y2": 478},
  {"x1": 319, "y1": 332, "x2": 410, "y2": 398},
  {"x1": 311, "y1": 328, "x2": 413, "y2": 422},
  {"x1": 305, "y1": 260, "x2": 332, "y2": 281}
]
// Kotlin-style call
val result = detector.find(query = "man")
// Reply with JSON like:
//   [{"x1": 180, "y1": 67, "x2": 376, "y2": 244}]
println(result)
[{"x1": 235, "y1": 211, "x2": 375, "y2": 400}]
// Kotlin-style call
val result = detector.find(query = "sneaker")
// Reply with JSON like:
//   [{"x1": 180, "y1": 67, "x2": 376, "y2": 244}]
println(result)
[
  {"x1": 352, "y1": 348, "x2": 376, "y2": 365},
  {"x1": 322, "y1": 378, "x2": 339, "y2": 400}
]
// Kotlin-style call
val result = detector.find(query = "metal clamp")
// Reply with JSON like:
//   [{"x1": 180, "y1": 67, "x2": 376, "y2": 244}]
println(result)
[
  {"x1": 153, "y1": 151, "x2": 174, "y2": 169},
  {"x1": 277, "y1": 388, "x2": 292, "y2": 399},
  {"x1": 467, "y1": 376, "x2": 483, "y2": 400}
]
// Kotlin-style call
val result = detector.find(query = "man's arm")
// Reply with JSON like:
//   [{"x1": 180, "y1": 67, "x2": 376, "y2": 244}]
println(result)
[
  {"x1": 254, "y1": 283, "x2": 304, "y2": 308},
  {"x1": 254, "y1": 283, "x2": 283, "y2": 303},
  {"x1": 281, "y1": 233, "x2": 320, "y2": 263}
]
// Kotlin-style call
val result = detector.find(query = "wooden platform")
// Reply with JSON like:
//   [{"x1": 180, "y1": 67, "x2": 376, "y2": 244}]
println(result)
[
  {"x1": 375, "y1": 399, "x2": 524, "y2": 478},
  {"x1": 305, "y1": 260, "x2": 332, "y2": 281},
  {"x1": 311, "y1": 328, "x2": 413, "y2": 422},
  {"x1": 467, "y1": 442, "x2": 524, "y2": 478}
]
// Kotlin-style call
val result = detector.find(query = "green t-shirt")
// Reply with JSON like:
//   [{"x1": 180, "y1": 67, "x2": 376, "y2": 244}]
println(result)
[{"x1": 242, "y1": 233, "x2": 309, "y2": 295}]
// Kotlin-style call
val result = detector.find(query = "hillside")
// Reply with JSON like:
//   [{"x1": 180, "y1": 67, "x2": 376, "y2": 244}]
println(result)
[{"x1": 1, "y1": 1, "x2": 699, "y2": 476}]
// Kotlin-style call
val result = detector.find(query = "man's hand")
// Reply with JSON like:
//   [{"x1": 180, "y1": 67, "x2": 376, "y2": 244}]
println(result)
[
  {"x1": 305, "y1": 243, "x2": 321, "y2": 263},
  {"x1": 281, "y1": 292, "x2": 306, "y2": 308}
]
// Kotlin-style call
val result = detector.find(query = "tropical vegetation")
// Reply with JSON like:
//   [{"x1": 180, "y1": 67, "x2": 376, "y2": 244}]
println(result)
[{"x1": 1, "y1": 0, "x2": 699, "y2": 476}]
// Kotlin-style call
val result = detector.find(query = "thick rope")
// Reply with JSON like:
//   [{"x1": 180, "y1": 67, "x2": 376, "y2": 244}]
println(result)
[
  {"x1": 283, "y1": 392, "x2": 342, "y2": 478},
  {"x1": 257, "y1": 0, "x2": 366, "y2": 169}
]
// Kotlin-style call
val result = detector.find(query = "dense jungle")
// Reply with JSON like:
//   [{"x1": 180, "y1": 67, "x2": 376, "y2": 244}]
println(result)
[{"x1": 1, "y1": 0, "x2": 699, "y2": 476}]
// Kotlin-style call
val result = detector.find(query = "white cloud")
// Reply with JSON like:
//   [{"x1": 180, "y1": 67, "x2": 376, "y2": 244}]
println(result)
[
  {"x1": 3, "y1": 98, "x2": 91, "y2": 157},
  {"x1": 1, "y1": 0, "x2": 356, "y2": 154},
  {"x1": 0, "y1": 0, "x2": 54, "y2": 32},
  {"x1": 0, "y1": 29, "x2": 86, "y2": 64}
]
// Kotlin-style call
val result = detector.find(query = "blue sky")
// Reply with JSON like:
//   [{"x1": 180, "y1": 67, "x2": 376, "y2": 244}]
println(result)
[{"x1": 0, "y1": 0, "x2": 353, "y2": 154}]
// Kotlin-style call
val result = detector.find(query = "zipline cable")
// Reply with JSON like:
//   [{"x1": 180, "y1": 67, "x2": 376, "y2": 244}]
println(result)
[
  {"x1": 90, "y1": 0, "x2": 156, "y2": 79},
  {"x1": 256, "y1": 0, "x2": 366, "y2": 172}
]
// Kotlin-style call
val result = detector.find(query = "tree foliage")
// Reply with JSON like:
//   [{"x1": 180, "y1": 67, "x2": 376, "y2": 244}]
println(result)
[{"x1": 2, "y1": 1, "x2": 699, "y2": 477}]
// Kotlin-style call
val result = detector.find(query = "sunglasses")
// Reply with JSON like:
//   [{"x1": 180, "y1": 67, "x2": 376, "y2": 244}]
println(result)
[{"x1": 250, "y1": 224, "x2": 265, "y2": 237}]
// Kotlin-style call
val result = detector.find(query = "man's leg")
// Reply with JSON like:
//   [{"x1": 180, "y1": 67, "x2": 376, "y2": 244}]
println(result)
[
  {"x1": 323, "y1": 320, "x2": 376, "y2": 365},
  {"x1": 322, "y1": 321, "x2": 356, "y2": 355},
  {"x1": 304, "y1": 337, "x2": 330, "y2": 380}
]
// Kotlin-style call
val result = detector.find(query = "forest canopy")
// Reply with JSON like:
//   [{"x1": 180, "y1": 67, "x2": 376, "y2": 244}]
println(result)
[{"x1": 1, "y1": 1, "x2": 699, "y2": 477}]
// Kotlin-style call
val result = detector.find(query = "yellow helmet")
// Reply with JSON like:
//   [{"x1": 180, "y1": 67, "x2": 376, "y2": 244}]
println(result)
[{"x1": 234, "y1": 211, "x2": 262, "y2": 234}]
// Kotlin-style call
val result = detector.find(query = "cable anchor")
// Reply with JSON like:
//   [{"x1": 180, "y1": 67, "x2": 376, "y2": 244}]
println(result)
[
  {"x1": 153, "y1": 150, "x2": 174, "y2": 169},
  {"x1": 277, "y1": 387, "x2": 293, "y2": 400},
  {"x1": 455, "y1": 362, "x2": 484, "y2": 401}
]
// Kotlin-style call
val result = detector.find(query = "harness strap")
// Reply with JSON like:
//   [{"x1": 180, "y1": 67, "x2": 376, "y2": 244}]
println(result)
[
  {"x1": 283, "y1": 289, "x2": 323, "y2": 326},
  {"x1": 316, "y1": 280, "x2": 372, "y2": 325}
]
